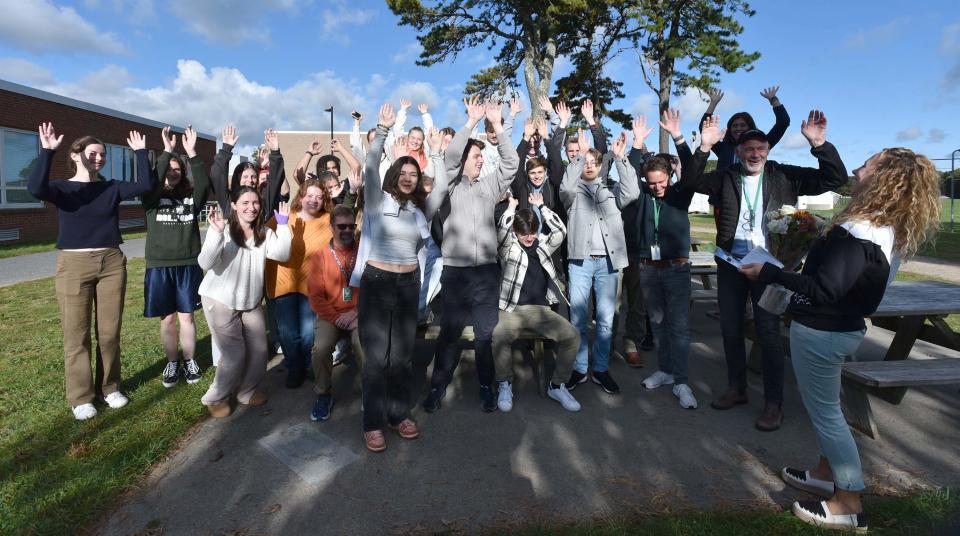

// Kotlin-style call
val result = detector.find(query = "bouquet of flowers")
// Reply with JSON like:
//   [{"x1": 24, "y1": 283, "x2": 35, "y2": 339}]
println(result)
[{"x1": 758, "y1": 205, "x2": 827, "y2": 314}]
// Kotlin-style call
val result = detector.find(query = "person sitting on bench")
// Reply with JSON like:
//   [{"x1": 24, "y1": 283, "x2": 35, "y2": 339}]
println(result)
[{"x1": 492, "y1": 193, "x2": 581, "y2": 412}]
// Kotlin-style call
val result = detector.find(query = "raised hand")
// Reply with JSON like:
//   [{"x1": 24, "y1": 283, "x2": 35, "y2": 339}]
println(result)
[
  {"x1": 760, "y1": 85, "x2": 780, "y2": 103},
  {"x1": 509, "y1": 94, "x2": 523, "y2": 117},
  {"x1": 800, "y1": 109, "x2": 827, "y2": 147},
  {"x1": 331, "y1": 138, "x2": 345, "y2": 154},
  {"x1": 417, "y1": 103, "x2": 429, "y2": 114},
  {"x1": 576, "y1": 128, "x2": 590, "y2": 156},
  {"x1": 378, "y1": 102, "x2": 396, "y2": 129},
  {"x1": 582, "y1": 99, "x2": 596, "y2": 126},
  {"x1": 399, "y1": 98, "x2": 412, "y2": 111},
  {"x1": 537, "y1": 95, "x2": 555, "y2": 116},
  {"x1": 612, "y1": 131, "x2": 628, "y2": 158},
  {"x1": 221, "y1": 124, "x2": 239, "y2": 146},
  {"x1": 427, "y1": 126, "x2": 442, "y2": 149},
  {"x1": 464, "y1": 94, "x2": 484, "y2": 125},
  {"x1": 127, "y1": 130, "x2": 146, "y2": 151},
  {"x1": 528, "y1": 191, "x2": 544, "y2": 207},
  {"x1": 658, "y1": 108, "x2": 681, "y2": 139},
  {"x1": 258, "y1": 147, "x2": 269, "y2": 166},
  {"x1": 556, "y1": 101, "x2": 571, "y2": 128},
  {"x1": 347, "y1": 166, "x2": 362, "y2": 193},
  {"x1": 393, "y1": 135, "x2": 407, "y2": 158},
  {"x1": 276, "y1": 200, "x2": 290, "y2": 219},
  {"x1": 708, "y1": 89, "x2": 724, "y2": 106},
  {"x1": 508, "y1": 193, "x2": 519, "y2": 209},
  {"x1": 308, "y1": 138, "x2": 322, "y2": 156},
  {"x1": 699, "y1": 115, "x2": 725, "y2": 150},
  {"x1": 632, "y1": 115, "x2": 654, "y2": 148},
  {"x1": 352, "y1": 110, "x2": 362, "y2": 123},
  {"x1": 183, "y1": 126, "x2": 198, "y2": 158},
  {"x1": 533, "y1": 116, "x2": 548, "y2": 138},
  {"x1": 484, "y1": 100, "x2": 503, "y2": 130},
  {"x1": 38, "y1": 122, "x2": 63, "y2": 150},
  {"x1": 161, "y1": 126, "x2": 177, "y2": 153},
  {"x1": 264, "y1": 129, "x2": 279, "y2": 151},
  {"x1": 523, "y1": 118, "x2": 536, "y2": 140},
  {"x1": 207, "y1": 206, "x2": 225, "y2": 232}
]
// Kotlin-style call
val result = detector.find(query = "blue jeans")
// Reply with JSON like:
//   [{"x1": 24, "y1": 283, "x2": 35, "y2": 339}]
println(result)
[
  {"x1": 266, "y1": 293, "x2": 316, "y2": 373},
  {"x1": 790, "y1": 321, "x2": 866, "y2": 492},
  {"x1": 568, "y1": 257, "x2": 619, "y2": 373},
  {"x1": 418, "y1": 237, "x2": 443, "y2": 319},
  {"x1": 639, "y1": 262, "x2": 692, "y2": 384}
]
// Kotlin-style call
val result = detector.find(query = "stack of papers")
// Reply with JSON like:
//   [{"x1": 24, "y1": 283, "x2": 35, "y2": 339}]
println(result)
[{"x1": 714, "y1": 246, "x2": 784, "y2": 269}]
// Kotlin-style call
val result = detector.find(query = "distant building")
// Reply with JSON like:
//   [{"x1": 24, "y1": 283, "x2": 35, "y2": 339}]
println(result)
[{"x1": 0, "y1": 79, "x2": 216, "y2": 244}]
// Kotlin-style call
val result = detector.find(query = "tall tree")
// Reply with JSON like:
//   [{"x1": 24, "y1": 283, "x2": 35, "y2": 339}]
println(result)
[
  {"x1": 634, "y1": 0, "x2": 760, "y2": 152},
  {"x1": 387, "y1": 0, "x2": 587, "y2": 117}
]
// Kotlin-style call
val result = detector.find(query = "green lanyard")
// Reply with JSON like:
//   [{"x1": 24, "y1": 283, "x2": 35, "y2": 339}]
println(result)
[
  {"x1": 740, "y1": 172, "x2": 763, "y2": 231},
  {"x1": 652, "y1": 198, "x2": 662, "y2": 244}
]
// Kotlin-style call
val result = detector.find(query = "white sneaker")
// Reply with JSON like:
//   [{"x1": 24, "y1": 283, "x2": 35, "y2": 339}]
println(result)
[
  {"x1": 547, "y1": 383, "x2": 581, "y2": 412},
  {"x1": 497, "y1": 381, "x2": 513, "y2": 412},
  {"x1": 642, "y1": 370, "x2": 675, "y2": 389},
  {"x1": 103, "y1": 391, "x2": 128, "y2": 409},
  {"x1": 672, "y1": 383, "x2": 698, "y2": 409},
  {"x1": 72, "y1": 403, "x2": 97, "y2": 420}
]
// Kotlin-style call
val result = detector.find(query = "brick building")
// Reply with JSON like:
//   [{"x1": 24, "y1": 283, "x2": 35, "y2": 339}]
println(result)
[{"x1": 0, "y1": 79, "x2": 216, "y2": 244}]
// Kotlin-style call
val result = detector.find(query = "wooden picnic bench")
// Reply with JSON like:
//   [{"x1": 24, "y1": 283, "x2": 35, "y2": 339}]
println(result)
[{"x1": 417, "y1": 325, "x2": 552, "y2": 397}]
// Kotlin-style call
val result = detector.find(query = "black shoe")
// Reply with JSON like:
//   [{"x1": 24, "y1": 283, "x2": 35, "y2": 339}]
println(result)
[
  {"x1": 479, "y1": 385, "x2": 497, "y2": 413},
  {"x1": 565, "y1": 370, "x2": 589, "y2": 391},
  {"x1": 161, "y1": 361, "x2": 181, "y2": 388},
  {"x1": 639, "y1": 334, "x2": 655, "y2": 351},
  {"x1": 285, "y1": 367, "x2": 306, "y2": 389},
  {"x1": 422, "y1": 385, "x2": 446, "y2": 413},
  {"x1": 592, "y1": 370, "x2": 621, "y2": 394},
  {"x1": 183, "y1": 359, "x2": 202, "y2": 384}
]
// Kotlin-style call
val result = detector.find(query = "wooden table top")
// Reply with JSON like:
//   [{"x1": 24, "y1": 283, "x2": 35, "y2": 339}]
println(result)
[{"x1": 873, "y1": 280, "x2": 960, "y2": 317}]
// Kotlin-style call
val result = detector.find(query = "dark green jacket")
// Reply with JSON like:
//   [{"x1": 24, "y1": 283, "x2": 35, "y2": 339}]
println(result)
[{"x1": 142, "y1": 152, "x2": 210, "y2": 268}]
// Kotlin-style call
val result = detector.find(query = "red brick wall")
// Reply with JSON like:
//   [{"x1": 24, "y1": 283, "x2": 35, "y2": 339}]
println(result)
[{"x1": 0, "y1": 89, "x2": 217, "y2": 245}]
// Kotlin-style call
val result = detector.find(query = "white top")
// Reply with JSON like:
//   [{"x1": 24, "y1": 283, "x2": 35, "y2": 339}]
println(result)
[
  {"x1": 733, "y1": 173, "x2": 765, "y2": 256},
  {"x1": 198, "y1": 225, "x2": 292, "y2": 310},
  {"x1": 841, "y1": 220, "x2": 900, "y2": 285}
]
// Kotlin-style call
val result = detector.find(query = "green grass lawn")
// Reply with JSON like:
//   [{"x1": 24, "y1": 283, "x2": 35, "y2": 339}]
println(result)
[
  {"x1": 0, "y1": 230, "x2": 147, "y2": 259},
  {"x1": 0, "y1": 258, "x2": 213, "y2": 535}
]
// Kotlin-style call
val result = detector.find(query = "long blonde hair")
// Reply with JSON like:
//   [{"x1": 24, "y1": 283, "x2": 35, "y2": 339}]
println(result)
[{"x1": 831, "y1": 148, "x2": 941, "y2": 259}]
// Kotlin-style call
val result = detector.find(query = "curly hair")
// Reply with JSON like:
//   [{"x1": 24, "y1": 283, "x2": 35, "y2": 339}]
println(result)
[
  {"x1": 291, "y1": 178, "x2": 334, "y2": 215},
  {"x1": 829, "y1": 148, "x2": 941, "y2": 259}
]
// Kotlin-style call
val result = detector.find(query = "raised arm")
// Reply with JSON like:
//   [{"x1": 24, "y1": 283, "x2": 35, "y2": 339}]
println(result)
[
  {"x1": 27, "y1": 123, "x2": 63, "y2": 203},
  {"x1": 444, "y1": 95, "x2": 486, "y2": 178},
  {"x1": 210, "y1": 125, "x2": 237, "y2": 213},
  {"x1": 264, "y1": 129, "x2": 285, "y2": 214},
  {"x1": 560, "y1": 129, "x2": 590, "y2": 208},
  {"x1": 760, "y1": 86, "x2": 790, "y2": 148},
  {"x1": 484, "y1": 101, "x2": 520, "y2": 196},
  {"x1": 419, "y1": 103, "x2": 435, "y2": 153},
  {"x1": 364, "y1": 103, "x2": 394, "y2": 212},
  {"x1": 538, "y1": 204, "x2": 567, "y2": 255},
  {"x1": 681, "y1": 116, "x2": 725, "y2": 197},
  {"x1": 198, "y1": 208, "x2": 226, "y2": 270},
  {"x1": 117, "y1": 131, "x2": 156, "y2": 200},
  {"x1": 293, "y1": 139, "x2": 321, "y2": 186},
  {"x1": 182, "y1": 127, "x2": 210, "y2": 210},
  {"x1": 144, "y1": 126, "x2": 175, "y2": 208},
  {"x1": 610, "y1": 132, "x2": 640, "y2": 207},
  {"x1": 657, "y1": 108, "x2": 694, "y2": 168},
  {"x1": 784, "y1": 110, "x2": 848, "y2": 195},
  {"x1": 423, "y1": 127, "x2": 449, "y2": 219},
  {"x1": 332, "y1": 138, "x2": 361, "y2": 177},
  {"x1": 700, "y1": 90, "x2": 725, "y2": 157},
  {"x1": 265, "y1": 201, "x2": 292, "y2": 262},
  {"x1": 497, "y1": 195, "x2": 519, "y2": 250}
]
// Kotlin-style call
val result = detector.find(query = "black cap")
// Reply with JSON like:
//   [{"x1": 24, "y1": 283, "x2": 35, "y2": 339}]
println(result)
[{"x1": 737, "y1": 129, "x2": 768, "y2": 145}]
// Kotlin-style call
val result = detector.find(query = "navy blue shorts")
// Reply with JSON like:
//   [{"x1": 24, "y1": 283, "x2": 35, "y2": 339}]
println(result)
[{"x1": 143, "y1": 265, "x2": 203, "y2": 317}]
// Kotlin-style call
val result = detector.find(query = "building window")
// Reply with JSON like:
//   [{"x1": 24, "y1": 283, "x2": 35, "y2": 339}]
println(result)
[
  {"x1": 103, "y1": 143, "x2": 138, "y2": 183},
  {"x1": 1, "y1": 128, "x2": 40, "y2": 206}
]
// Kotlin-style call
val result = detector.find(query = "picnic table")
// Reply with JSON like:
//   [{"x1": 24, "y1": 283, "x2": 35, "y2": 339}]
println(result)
[
  {"x1": 842, "y1": 280, "x2": 960, "y2": 438},
  {"x1": 689, "y1": 250, "x2": 717, "y2": 291}
]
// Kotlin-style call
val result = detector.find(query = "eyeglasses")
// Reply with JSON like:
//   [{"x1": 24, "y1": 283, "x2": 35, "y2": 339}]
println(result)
[
  {"x1": 741, "y1": 210, "x2": 757, "y2": 232},
  {"x1": 336, "y1": 224, "x2": 357, "y2": 230}
]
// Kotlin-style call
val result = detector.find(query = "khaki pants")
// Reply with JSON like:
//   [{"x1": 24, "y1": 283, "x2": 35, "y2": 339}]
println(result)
[
  {"x1": 312, "y1": 318, "x2": 363, "y2": 395},
  {"x1": 492, "y1": 305, "x2": 580, "y2": 385},
  {"x1": 56, "y1": 248, "x2": 127, "y2": 407},
  {"x1": 200, "y1": 297, "x2": 268, "y2": 406}
]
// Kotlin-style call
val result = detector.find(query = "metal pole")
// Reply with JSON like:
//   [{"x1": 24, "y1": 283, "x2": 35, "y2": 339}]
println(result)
[
  {"x1": 325, "y1": 106, "x2": 334, "y2": 154},
  {"x1": 952, "y1": 150, "x2": 958, "y2": 232}
]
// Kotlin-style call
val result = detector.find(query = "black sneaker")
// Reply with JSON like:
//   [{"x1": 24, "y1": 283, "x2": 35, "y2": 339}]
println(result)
[
  {"x1": 310, "y1": 394, "x2": 334, "y2": 422},
  {"x1": 479, "y1": 385, "x2": 497, "y2": 413},
  {"x1": 592, "y1": 370, "x2": 621, "y2": 394},
  {"x1": 183, "y1": 359, "x2": 202, "y2": 384},
  {"x1": 422, "y1": 385, "x2": 447, "y2": 413},
  {"x1": 565, "y1": 370, "x2": 589, "y2": 391},
  {"x1": 286, "y1": 367, "x2": 306, "y2": 389},
  {"x1": 161, "y1": 361, "x2": 180, "y2": 388}
]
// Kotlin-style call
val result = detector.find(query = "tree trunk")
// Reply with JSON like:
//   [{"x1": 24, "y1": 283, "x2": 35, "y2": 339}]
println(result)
[
  {"x1": 657, "y1": 62, "x2": 673, "y2": 153},
  {"x1": 523, "y1": 37, "x2": 556, "y2": 119}
]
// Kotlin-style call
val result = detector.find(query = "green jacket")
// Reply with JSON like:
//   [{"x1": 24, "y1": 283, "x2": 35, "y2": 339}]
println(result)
[{"x1": 142, "y1": 152, "x2": 210, "y2": 268}]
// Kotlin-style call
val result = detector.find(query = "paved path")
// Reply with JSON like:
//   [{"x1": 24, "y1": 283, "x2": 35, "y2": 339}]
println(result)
[
  {"x1": 0, "y1": 239, "x2": 146, "y2": 287},
  {"x1": 95, "y1": 304, "x2": 960, "y2": 535}
]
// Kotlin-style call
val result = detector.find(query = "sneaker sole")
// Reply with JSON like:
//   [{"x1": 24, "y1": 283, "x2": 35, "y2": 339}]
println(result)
[
  {"x1": 388, "y1": 425, "x2": 419, "y2": 440},
  {"x1": 185, "y1": 376, "x2": 201, "y2": 385},
  {"x1": 591, "y1": 376, "x2": 620, "y2": 394},
  {"x1": 310, "y1": 399, "x2": 334, "y2": 422},
  {"x1": 781, "y1": 469, "x2": 835, "y2": 498},
  {"x1": 162, "y1": 379, "x2": 179, "y2": 388},
  {"x1": 792, "y1": 502, "x2": 867, "y2": 532},
  {"x1": 643, "y1": 379, "x2": 675, "y2": 389}
]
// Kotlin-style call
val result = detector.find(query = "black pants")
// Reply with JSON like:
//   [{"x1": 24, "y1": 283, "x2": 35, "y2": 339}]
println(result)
[
  {"x1": 430, "y1": 264, "x2": 500, "y2": 388},
  {"x1": 358, "y1": 265, "x2": 420, "y2": 431},
  {"x1": 717, "y1": 260, "x2": 784, "y2": 404}
]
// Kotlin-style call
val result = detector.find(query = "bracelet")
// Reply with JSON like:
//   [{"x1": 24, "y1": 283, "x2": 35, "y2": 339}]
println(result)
[
  {"x1": 673, "y1": 135, "x2": 684, "y2": 142},
  {"x1": 305, "y1": 150, "x2": 316, "y2": 156}
]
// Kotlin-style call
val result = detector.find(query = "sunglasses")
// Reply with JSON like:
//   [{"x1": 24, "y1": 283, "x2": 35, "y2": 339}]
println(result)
[{"x1": 336, "y1": 223, "x2": 357, "y2": 230}]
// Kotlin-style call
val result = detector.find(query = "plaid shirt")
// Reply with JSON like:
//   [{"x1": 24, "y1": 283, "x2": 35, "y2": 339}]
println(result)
[{"x1": 497, "y1": 204, "x2": 567, "y2": 312}]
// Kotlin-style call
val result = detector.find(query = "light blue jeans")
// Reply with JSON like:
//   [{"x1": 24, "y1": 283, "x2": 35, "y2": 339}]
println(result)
[
  {"x1": 790, "y1": 321, "x2": 867, "y2": 492},
  {"x1": 418, "y1": 237, "x2": 443, "y2": 320},
  {"x1": 568, "y1": 257, "x2": 619, "y2": 373}
]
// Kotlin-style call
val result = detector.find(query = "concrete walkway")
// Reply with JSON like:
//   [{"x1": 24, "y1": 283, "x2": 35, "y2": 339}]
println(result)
[
  {"x1": 95, "y1": 303, "x2": 960, "y2": 535},
  {"x1": 0, "y1": 238, "x2": 146, "y2": 287}
]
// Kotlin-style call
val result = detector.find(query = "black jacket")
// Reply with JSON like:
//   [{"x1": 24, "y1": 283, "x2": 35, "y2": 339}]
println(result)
[
  {"x1": 680, "y1": 142, "x2": 848, "y2": 252},
  {"x1": 700, "y1": 104, "x2": 790, "y2": 169},
  {"x1": 759, "y1": 226, "x2": 892, "y2": 332},
  {"x1": 624, "y1": 147, "x2": 695, "y2": 261}
]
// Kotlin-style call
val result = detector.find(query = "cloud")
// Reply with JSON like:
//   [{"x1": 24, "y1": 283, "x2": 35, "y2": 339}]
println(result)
[
  {"x1": 941, "y1": 22, "x2": 960, "y2": 54},
  {"x1": 0, "y1": 58, "x2": 55, "y2": 85},
  {"x1": 843, "y1": 17, "x2": 908, "y2": 49},
  {"x1": 169, "y1": 0, "x2": 309, "y2": 44},
  {"x1": 927, "y1": 128, "x2": 947, "y2": 143},
  {"x1": 780, "y1": 132, "x2": 809, "y2": 151},
  {"x1": 387, "y1": 82, "x2": 440, "y2": 112},
  {"x1": 392, "y1": 42, "x2": 423, "y2": 64},
  {"x1": 0, "y1": 0, "x2": 125, "y2": 54},
  {"x1": 895, "y1": 127, "x2": 922, "y2": 142},
  {"x1": 321, "y1": 3, "x2": 376, "y2": 45}
]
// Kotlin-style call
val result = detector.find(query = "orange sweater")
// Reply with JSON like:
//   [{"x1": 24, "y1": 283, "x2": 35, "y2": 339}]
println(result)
[
  {"x1": 266, "y1": 211, "x2": 332, "y2": 298},
  {"x1": 306, "y1": 242, "x2": 359, "y2": 324}
]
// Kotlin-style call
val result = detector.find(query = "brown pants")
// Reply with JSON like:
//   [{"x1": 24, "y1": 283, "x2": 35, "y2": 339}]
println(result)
[
  {"x1": 492, "y1": 305, "x2": 580, "y2": 385},
  {"x1": 312, "y1": 317, "x2": 364, "y2": 395},
  {"x1": 200, "y1": 297, "x2": 268, "y2": 406},
  {"x1": 56, "y1": 248, "x2": 127, "y2": 407}
]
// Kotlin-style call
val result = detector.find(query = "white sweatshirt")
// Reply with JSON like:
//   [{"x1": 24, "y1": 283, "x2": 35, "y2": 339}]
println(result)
[{"x1": 198, "y1": 225, "x2": 292, "y2": 310}]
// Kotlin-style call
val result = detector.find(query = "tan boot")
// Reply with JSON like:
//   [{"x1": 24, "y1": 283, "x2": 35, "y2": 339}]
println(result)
[
  {"x1": 243, "y1": 391, "x2": 268, "y2": 407},
  {"x1": 207, "y1": 401, "x2": 232, "y2": 418}
]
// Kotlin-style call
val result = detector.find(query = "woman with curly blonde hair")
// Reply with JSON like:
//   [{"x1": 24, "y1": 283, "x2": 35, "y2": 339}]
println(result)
[{"x1": 740, "y1": 147, "x2": 941, "y2": 531}]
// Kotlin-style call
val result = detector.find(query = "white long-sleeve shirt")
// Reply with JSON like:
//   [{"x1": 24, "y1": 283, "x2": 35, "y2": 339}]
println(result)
[{"x1": 198, "y1": 225, "x2": 292, "y2": 310}]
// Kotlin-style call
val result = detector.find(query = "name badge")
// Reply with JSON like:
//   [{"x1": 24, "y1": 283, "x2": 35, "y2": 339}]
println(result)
[
  {"x1": 650, "y1": 244, "x2": 661, "y2": 261},
  {"x1": 342, "y1": 287, "x2": 353, "y2": 302}
]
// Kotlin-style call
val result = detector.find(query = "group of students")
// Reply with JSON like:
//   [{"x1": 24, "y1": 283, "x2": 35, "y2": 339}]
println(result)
[{"x1": 29, "y1": 84, "x2": 943, "y2": 531}]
